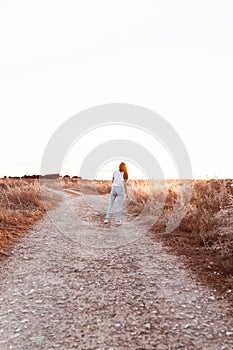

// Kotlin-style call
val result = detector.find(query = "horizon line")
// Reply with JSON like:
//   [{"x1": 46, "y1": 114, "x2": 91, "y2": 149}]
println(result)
[{"x1": 1, "y1": 174, "x2": 232, "y2": 181}]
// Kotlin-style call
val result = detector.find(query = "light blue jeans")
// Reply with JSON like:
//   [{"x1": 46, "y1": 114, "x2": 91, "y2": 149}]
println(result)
[{"x1": 106, "y1": 185, "x2": 124, "y2": 221}]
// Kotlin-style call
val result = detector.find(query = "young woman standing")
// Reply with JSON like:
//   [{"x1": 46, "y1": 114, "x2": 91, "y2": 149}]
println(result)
[{"x1": 104, "y1": 162, "x2": 128, "y2": 225}]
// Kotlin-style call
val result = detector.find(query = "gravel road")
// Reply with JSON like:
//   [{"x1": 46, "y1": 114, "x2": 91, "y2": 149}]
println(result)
[{"x1": 0, "y1": 190, "x2": 232, "y2": 349}]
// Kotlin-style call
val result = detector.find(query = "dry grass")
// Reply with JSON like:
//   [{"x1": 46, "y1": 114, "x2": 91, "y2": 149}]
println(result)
[
  {"x1": 177, "y1": 180, "x2": 233, "y2": 269},
  {"x1": 131, "y1": 178, "x2": 233, "y2": 305},
  {"x1": 0, "y1": 178, "x2": 60, "y2": 255},
  {"x1": 61, "y1": 178, "x2": 112, "y2": 195},
  {"x1": 149, "y1": 179, "x2": 233, "y2": 272}
]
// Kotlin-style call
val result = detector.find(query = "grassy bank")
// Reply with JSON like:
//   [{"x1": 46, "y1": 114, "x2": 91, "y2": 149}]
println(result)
[
  {"x1": 150, "y1": 180, "x2": 233, "y2": 271},
  {"x1": 0, "y1": 178, "x2": 59, "y2": 255},
  {"x1": 130, "y1": 179, "x2": 233, "y2": 305}
]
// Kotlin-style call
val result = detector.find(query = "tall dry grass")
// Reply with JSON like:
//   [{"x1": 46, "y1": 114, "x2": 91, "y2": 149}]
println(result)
[
  {"x1": 61, "y1": 177, "x2": 112, "y2": 194},
  {"x1": 178, "y1": 179, "x2": 233, "y2": 272},
  {"x1": 0, "y1": 178, "x2": 59, "y2": 255},
  {"x1": 144, "y1": 179, "x2": 233, "y2": 273}
]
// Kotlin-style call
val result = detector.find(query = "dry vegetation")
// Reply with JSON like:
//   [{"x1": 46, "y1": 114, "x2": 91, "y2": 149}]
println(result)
[
  {"x1": 129, "y1": 179, "x2": 233, "y2": 304},
  {"x1": 61, "y1": 177, "x2": 112, "y2": 195},
  {"x1": 0, "y1": 178, "x2": 59, "y2": 255},
  {"x1": 149, "y1": 179, "x2": 233, "y2": 271}
]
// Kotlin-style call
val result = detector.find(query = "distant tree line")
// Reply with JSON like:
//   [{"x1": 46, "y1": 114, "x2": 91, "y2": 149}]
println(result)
[{"x1": 3, "y1": 174, "x2": 82, "y2": 180}]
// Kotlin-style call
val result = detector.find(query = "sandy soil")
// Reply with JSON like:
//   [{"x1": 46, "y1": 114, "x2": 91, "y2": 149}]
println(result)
[{"x1": 0, "y1": 189, "x2": 232, "y2": 349}]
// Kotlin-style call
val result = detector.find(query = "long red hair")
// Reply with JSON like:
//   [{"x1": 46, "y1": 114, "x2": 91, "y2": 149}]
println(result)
[{"x1": 119, "y1": 162, "x2": 128, "y2": 180}]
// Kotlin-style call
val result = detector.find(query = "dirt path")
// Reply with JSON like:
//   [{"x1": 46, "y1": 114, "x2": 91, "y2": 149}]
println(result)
[{"x1": 0, "y1": 190, "x2": 232, "y2": 349}]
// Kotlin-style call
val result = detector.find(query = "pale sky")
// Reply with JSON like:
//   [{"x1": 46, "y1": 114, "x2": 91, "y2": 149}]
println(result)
[{"x1": 0, "y1": 0, "x2": 232, "y2": 179}]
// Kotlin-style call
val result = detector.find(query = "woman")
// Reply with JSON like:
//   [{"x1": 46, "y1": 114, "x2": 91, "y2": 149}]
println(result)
[{"x1": 104, "y1": 162, "x2": 128, "y2": 225}]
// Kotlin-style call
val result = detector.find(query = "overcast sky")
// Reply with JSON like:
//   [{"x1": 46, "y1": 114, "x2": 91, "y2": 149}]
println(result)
[{"x1": 0, "y1": 0, "x2": 232, "y2": 179}]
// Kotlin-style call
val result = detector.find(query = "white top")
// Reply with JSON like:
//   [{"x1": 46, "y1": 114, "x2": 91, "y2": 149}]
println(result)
[{"x1": 112, "y1": 170, "x2": 124, "y2": 187}]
